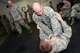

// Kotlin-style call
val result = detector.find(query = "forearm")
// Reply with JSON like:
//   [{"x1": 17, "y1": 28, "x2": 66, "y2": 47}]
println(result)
[{"x1": 50, "y1": 14, "x2": 62, "y2": 36}]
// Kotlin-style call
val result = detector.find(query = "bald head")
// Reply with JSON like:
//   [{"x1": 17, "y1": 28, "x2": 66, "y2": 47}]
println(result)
[
  {"x1": 7, "y1": 0, "x2": 13, "y2": 7},
  {"x1": 32, "y1": 2, "x2": 41, "y2": 10},
  {"x1": 32, "y1": 2, "x2": 44, "y2": 16},
  {"x1": 39, "y1": 39, "x2": 52, "y2": 52}
]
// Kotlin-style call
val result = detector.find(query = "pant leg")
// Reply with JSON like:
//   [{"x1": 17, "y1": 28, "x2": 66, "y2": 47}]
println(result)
[
  {"x1": 14, "y1": 21, "x2": 22, "y2": 34},
  {"x1": 18, "y1": 19, "x2": 30, "y2": 30}
]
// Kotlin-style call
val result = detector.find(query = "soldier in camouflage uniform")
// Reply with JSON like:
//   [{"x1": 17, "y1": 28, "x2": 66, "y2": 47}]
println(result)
[
  {"x1": 71, "y1": 3, "x2": 80, "y2": 19},
  {"x1": 60, "y1": 0, "x2": 71, "y2": 18},
  {"x1": 7, "y1": 0, "x2": 31, "y2": 34},
  {"x1": 70, "y1": 3, "x2": 80, "y2": 25},
  {"x1": 32, "y1": 2, "x2": 72, "y2": 53}
]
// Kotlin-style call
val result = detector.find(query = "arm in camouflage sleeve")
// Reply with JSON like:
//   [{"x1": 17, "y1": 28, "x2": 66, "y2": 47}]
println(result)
[
  {"x1": 48, "y1": 7, "x2": 62, "y2": 36},
  {"x1": 17, "y1": 6, "x2": 25, "y2": 18},
  {"x1": 50, "y1": 21, "x2": 72, "y2": 53},
  {"x1": 9, "y1": 12, "x2": 14, "y2": 23}
]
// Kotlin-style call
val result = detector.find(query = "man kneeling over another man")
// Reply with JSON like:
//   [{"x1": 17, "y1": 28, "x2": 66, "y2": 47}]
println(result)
[
  {"x1": 32, "y1": 2, "x2": 72, "y2": 53},
  {"x1": 39, "y1": 13, "x2": 72, "y2": 53}
]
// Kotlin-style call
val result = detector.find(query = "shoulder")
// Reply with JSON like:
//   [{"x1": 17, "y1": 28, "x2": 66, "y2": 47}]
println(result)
[
  {"x1": 44, "y1": 6, "x2": 54, "y2": 11},
  {"x1": 44, "y1": 6, "x2": 55, "y2": 13}
]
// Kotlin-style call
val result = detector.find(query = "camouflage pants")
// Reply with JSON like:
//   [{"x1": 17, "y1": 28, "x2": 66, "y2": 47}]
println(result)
[{"x1": 14, "y1": 19, "x2": 30, "y2": 34}]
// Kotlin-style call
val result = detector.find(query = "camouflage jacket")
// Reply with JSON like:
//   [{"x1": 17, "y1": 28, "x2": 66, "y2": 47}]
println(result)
[
  {"x1": 33, "y1": 6, "x2": 62, "y2": 39},
  {"x1": 9, "y1": 4, "x2": 25, "y2": 22}
]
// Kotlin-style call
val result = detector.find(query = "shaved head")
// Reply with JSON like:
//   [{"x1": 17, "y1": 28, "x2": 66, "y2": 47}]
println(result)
[
  {"x1": 32, "y1": 2, "x2": 41, "y2": 10},
  {"x1": 32, "y1": 2, "x2": 44, "y2": 16},
  {"x1": 39, "y1": 39, "x2": 52, "y2": 52}
]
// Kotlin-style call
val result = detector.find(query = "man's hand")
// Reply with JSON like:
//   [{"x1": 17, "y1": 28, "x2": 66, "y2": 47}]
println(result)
[
  {"x1": 37, "y1": 25, "x2": 42, "y2": 30},
  {"x1": 55, "y1": 12, "x2": 63, "y2": 22}
]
